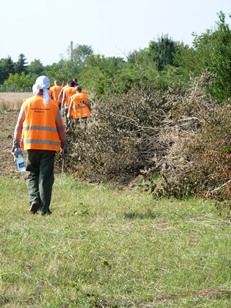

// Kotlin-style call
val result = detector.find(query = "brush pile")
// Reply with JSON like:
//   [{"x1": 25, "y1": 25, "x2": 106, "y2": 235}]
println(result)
[{"x1": 60, "y1": 72, "x2": 231, "y2": 201}]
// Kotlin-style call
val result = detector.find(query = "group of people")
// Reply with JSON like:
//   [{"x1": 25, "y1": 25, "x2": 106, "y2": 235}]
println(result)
[
  {"x1": 12, "y1": 75, "x2": 90, "y2": 216},
  {"x1": 49, "y1": 78, "x2": 91, "y2": 129}
]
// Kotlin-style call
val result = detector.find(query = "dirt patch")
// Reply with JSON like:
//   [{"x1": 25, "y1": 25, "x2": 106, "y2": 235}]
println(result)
[
  {"x1": 156, "y1": 287, "x2": 231, "y2": 303},
  {"x1": 0, "y1": 109, "x2": 20, "y2": 177}
]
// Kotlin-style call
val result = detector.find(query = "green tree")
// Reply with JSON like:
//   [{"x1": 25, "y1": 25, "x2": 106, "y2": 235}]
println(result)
[
  {"x1": 27, "y1": 59, "x2": 44, "y2": 80},
  {"x1": 3, "y1": 72, "x2": 32, "y2": 91},
  {"x1": 15, "y1": 53, "x2": 28, "y2": 75},
  {"x1": 176, "y1": 11, "x2": 231, "y2": 101},
  {"x1": 0, "y1": 56, "x2": 15, "y2": 84},
  {"x1": 43, "y1": 61, "x2": 72, "y2": 85},
  {"x1": 82, "y1": 54, "x2": 127, "y2": 98},
  {"x1": 65, "y1": 43, "x2": 94, "y2": 78},
  {"x1": 148, "y1": 35, "x2": 177, "y2": 71},
  {"x1": 71, "y1": 44, "x2": 93, "y2": 67},
  {"x1": 193, "y1": 11, "x2": 231, "y2": 101},
  {"x1": 127, "y1": 48, "x2": 154, "y2": 81},
  {"x1": 126, "y1": 36, "x2": 185, "y2": 91}
]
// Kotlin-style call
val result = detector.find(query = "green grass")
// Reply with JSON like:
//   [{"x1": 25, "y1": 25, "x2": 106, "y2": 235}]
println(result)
[{"x1": 0, "y1": 175, "x2": 230, "y2": 307}]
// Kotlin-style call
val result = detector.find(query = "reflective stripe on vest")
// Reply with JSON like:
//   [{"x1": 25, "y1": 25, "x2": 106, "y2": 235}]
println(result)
[
  {"x1": 23, "y1": 125, "x2": 58, "y2": 132},
  {"x1": 23, "y1": 139, "x2": 60, "y2": 146},
  {"x1": 73, "y1": 106, "x2": 88, "y2": 111}
]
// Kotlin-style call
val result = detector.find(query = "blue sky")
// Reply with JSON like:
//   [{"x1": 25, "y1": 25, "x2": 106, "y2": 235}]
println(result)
[{"x1": 0, "y1": 0, "x2": 230, "y2": 65}]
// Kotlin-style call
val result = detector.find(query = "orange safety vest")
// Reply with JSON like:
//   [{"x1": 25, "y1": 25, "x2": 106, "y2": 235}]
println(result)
[
  {"x1": 49, "y1": 85, "x2": 63, "y2": 105},
  {"x1": 64, "y1": 87, "x2": 76, "y2": 109},
  {"x1": 21, "y1": 96, "x2": 61, "y2": 151},
  {"x1": 70, "y1": 92, "x2": 90, "y2": 119}
]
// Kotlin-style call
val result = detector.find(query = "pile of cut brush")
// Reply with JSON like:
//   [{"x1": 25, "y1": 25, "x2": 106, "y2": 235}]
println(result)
[{"x1": 59, "y1": 72, "x2": 231, "y2": 204}]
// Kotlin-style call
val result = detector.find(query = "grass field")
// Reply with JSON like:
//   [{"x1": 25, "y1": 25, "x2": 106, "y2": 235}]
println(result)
[
  {"x1": 0, "y1": 95, "x2": 230, "y2": 307},
  {"x1": 0, "y1": 174, "x2": 230, "y2": 307}
]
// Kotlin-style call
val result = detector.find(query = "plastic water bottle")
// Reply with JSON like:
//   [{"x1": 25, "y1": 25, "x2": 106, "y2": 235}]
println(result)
[{"x1": 16, "y1": 154, "x2": 26, "y2": 172}]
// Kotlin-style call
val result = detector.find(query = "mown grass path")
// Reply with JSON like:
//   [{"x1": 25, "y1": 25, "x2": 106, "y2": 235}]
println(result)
[{"x1": 0, "y1": 175, "x2": 230, "y2": 307}]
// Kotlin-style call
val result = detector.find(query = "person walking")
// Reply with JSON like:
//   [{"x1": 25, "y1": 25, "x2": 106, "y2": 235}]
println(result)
[
  {"x1": 68, "y1": 86, "x2": 91, "y2": 127},
  {"x1": 61, "y1": 79, "x2": 76, "y2": 127},
  {"x1": 49, "y1": 80, "x2": 63, "y2": 108},
  {"x1": 12, "y1": 76, "x2": 68, "y2": 215},
  {"x1": 58, "y1": 80, "x2": 69, "y2": 113}
]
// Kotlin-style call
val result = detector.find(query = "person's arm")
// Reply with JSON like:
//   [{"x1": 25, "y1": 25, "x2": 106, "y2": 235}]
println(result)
[
  {"x1": 61, "y1": 90, "x2": 66, "y2": 109},
  {"x1": 13, "y1": 106, "x2": 25, "y2": 146},
  {"x1": 68, "y1": 98, "x2": 73, "y2": 118},
  {"x1": 56, "y1": 110, "x2": 68, "y2": 154},
  {"x1": 11, "y1": 106, "x2": 25, "y2": 156},
  {"x1": 58, "y1": 89, "x2": 63, "y2": 105},
  {"x1": 49, "y1": 87, "x2": 53, "y2": 100},
  {"x1": 56, "y1": 110, "x2": 66, "y2": 143}
]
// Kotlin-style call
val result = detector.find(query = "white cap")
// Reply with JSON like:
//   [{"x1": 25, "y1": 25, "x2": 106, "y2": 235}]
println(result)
[{"x1": 32, "y1": 76, "x2": 50, "y2": 104}]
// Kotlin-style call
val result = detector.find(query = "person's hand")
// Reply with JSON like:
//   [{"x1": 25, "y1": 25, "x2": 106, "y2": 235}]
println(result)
[
  {"x1": 12, "y1": 147, "x2": 23, "y2": 161},
  {"x1": 61, "y1": 140, "x2": 69, "y2": 155},
  {"x1": 11, "y1": 139, "x2": 22, "y2": 159}
]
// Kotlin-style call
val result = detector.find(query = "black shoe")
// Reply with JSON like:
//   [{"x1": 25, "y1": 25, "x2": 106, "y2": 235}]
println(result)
[{"x1": 30, "y1": 202, "x2": 40, "y2": 214}]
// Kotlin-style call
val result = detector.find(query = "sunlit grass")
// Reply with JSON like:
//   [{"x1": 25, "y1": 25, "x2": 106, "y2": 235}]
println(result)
[{"x1": 0, "y1": 175, "x2": 230, "y2": 307}]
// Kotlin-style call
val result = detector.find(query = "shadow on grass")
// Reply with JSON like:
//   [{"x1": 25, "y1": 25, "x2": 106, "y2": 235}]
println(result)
[{"x1": 124, "y1": 209, "x2": 159, "y2": 220}]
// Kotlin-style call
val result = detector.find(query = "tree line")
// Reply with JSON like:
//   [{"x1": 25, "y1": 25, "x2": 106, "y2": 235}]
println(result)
[{"x1": 0, "y1": 12, "x2": 231, "y2": 103}]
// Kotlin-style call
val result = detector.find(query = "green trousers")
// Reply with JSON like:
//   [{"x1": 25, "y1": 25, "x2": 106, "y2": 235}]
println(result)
[{"x1": 26, "y1": 150, "x2": 56, "y2": 214}]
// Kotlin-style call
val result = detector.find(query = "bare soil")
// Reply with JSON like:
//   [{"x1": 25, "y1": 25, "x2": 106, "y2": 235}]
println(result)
[
  {"x1": 0, "y1": 93, "x2": 32, "y2": 177},
  {"x1": 0, "y1": 109, "x2": 21, "y2": 177}
]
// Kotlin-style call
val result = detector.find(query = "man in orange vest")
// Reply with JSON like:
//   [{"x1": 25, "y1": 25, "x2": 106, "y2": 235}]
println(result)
[
  {"x1": 61, "y1": 79, "x2": 76, "y2": 127},
  {"x1": 68, "y1": 86, "x2": 91, "y2": 127},
  {"x1": 49, "y1": 80, "x2": 63, "y2": 108},
  {"x1": 12, "y1": 76, "x2": 68, "y2": 215},
  {"x1": 58, "y1": 80, "x2": 69, "y2": 107}
]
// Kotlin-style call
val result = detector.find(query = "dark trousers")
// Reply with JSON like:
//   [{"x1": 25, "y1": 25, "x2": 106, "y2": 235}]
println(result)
[{"x1": 26, "y1": 150, "x2": 56, "y2": 213}]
